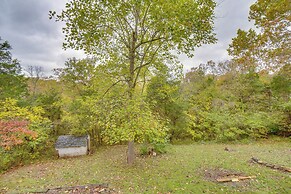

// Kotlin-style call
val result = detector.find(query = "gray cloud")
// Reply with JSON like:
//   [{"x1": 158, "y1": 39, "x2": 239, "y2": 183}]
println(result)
[
  {"x1": 0, "y1": 0, "x2": 257, "y2": 76},
  {"x1": 180, "y1": 0, "x2": 256, "y2": 72},
  {"x1": 0, "y1": 0, "x2": 84, "y2": 76}
]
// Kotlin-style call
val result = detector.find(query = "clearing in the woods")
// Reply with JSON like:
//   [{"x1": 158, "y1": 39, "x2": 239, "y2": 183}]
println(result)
[{"x1": 0, "y1": 138, "x2": 290, "y2": 193}]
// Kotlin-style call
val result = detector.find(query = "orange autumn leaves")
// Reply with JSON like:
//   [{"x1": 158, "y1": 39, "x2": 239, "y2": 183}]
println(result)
[{"x1": 0, "y1": 120, "x2": 37, "y2": 150}]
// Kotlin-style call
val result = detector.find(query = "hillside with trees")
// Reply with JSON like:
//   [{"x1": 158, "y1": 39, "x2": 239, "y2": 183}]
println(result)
[{"x1": 0, "y1": 0, "x2": 290, "y2": 175}]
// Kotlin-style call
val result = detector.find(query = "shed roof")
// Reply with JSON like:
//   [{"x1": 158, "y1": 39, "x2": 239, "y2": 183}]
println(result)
[{"x1": 55, "y1": 135, "x2": 88, "y2": 149}]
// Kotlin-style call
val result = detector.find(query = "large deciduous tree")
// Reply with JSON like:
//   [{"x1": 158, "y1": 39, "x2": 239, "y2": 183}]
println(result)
[
  {"x1": 249, "y1": 0, "x2": 290, "y2": 66},
  {"x1": 227, "y1": 0, "x2": 290, "y2": 136},
  {"x1": 228, "y1": 0, "x2": 290, "y2": 71},
  {"x1": 54, "y1": 57, "x2": 97, "y2": 94},
  {"x1": 50, "y1": 0, "x2": 217, "y2": 164},
  {"x1": 26, "y1": 65, "x2": 44, "y2": 96},
  {"x1": 0, "y1": 37, "x2": 27, "y2": 100}
]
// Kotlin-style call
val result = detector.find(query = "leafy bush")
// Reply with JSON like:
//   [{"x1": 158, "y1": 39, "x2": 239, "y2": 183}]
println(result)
[
  {"x1": 273, "y1": 101, "x2": 291, "y2": 136},
  {"x1": 61, "y1": 95, "x2": 169, "y2": 147},
  {"x1": 139, "y1": 143, "x2": 168, "y2": 156},
  {"x1": 187, "y1": 109, "x2": 280, "y2": 142},
  {"x1": 102, "y1": 98, "x2": 169, "y2": 145},
  {"x1": 0, "y1": 98, "x2": 52, "y2": 172}
]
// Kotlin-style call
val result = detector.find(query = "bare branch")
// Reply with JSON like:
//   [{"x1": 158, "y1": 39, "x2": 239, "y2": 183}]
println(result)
[
  {"x1": 141, "y1": 68, "x2": 149, "y2": 94},
  {"x1": 133, "y1": 43, "x2": 163, "y2": 88},
  {"x1": 136, "y1": 36, "x2": 164, "y2": 49},
  {"x1": 102, "y1": 79, "x2": 126, "y2": 98},
  {"x1": 139, "y1": 3, "x2": 151, "y2": 43},
  {"x1": 135, "y1": 30, "x2": 163, "y2": 50}
]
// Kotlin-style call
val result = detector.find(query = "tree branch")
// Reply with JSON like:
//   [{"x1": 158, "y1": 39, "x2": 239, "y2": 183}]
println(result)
[
  {"x1": 139, "y1": 3, "x2": 151, "y2": 45},
  {"x1": 102, "y1": 79, "x2": 126, "y2": 98},
  {"x1": 133, "y1": 43, "x2": 163, "y2": 88},
  {"x1": 135, "y1": 31, "x2": 163, "y2": 50},
  {"x1": 134, "y1": 43, "x2": 163, "y2": 72}
]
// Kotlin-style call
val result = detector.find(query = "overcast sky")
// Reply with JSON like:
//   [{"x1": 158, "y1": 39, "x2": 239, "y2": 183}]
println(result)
[{"x1": 0, "y1": 0, "x2": 256, "y2": 76}]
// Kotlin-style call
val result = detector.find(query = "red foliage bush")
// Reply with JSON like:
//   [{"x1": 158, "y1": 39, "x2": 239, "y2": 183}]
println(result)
[{"x1": 0, "y1": 120, "x2": 37, "y2": 150}]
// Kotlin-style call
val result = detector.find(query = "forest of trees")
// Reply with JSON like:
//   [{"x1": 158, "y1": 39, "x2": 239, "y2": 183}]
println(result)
[{"x1": 0, "y1": 0, "x2": 290, "y2": 171}]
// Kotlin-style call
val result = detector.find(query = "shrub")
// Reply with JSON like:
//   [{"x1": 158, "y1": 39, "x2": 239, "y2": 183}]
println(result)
[
  {"x1": 139, "y1": 143, "x2": 168, "y2": 156},
  {"x1": 0, "y1": 98, "x2": 52, "y2": 172}
]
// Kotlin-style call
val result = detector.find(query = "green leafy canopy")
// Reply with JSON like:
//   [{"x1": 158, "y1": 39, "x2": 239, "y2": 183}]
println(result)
[
  {"x1": 50, "y1": 0, "x2": 216, "y2": 57},
  {"x1": 50, "y1": 0, "x2": 217, "y2": 94}
]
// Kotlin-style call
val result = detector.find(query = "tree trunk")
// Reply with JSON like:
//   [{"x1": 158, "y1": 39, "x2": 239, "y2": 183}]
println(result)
[
  {"x1": 127, "y1": 140, "x2": 135, "y2": 165},
  {"x1": 126, "y1": 31, "x2": 137, "y2": 165},
  {"x1": 128, "y1": 31, "x2": 136, "y2": 94}
]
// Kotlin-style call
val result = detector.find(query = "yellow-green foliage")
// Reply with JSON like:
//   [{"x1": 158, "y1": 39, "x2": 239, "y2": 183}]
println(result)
[
  {"x1": 102, "y1": 98, "x2": 169, "y2": 145},
  {"x1": 61, "y1": 96, "x2": 169, "y2": 146},
  {"x1": 1, "y1": 98, "x2": 46, "y2": 122},
  {"x1": 0, "y1": 98, "x2": 51, "y2": 142},
  {"x1": 0, "y1": 98, "x2": 52, "y2": 172}
]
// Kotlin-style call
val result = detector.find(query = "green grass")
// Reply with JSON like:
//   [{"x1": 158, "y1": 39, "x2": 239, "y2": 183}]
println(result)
[{"x1": 0, "y1": 139, "x2": 290, "y2": 193}]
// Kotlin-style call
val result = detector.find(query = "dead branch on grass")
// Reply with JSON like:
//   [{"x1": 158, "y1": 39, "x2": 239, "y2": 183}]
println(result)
[
  {"x1": 30, "y1": 183, "x2": 114, "y2": 193},
  {"x1": 251, "y1": 157, "x2": 291, "y2": 173},
  {"x1": 217, "y1": 176, "x2": 256, "y2": 183}
]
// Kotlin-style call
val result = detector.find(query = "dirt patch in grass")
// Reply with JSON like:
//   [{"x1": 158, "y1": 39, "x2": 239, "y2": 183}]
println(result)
[
  {"x1": 202, "y1": 168, "x2": 254, "y2": 191},
  {"x1": 203, "y1": 168, "x2": 244, "y2": 181}
]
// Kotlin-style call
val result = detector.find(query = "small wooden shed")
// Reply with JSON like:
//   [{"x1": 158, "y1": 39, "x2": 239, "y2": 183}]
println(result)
[{"x1": 55, "y1": 135, "x2": 90, "y2": 157}]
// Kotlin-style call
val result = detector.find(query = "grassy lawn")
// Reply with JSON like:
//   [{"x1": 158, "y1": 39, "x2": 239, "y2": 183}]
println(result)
[{"x1": 0, "y1": 139, "x2": 290, "y2": 193}]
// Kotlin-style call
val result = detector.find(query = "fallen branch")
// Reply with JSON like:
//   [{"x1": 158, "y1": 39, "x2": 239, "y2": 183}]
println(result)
[
  {"x1": 251, "y1": 157, "x2": 291, "y2": 173},
  {"x1": 217, "y1": 176, "x2": 256, "y2": 183}
]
